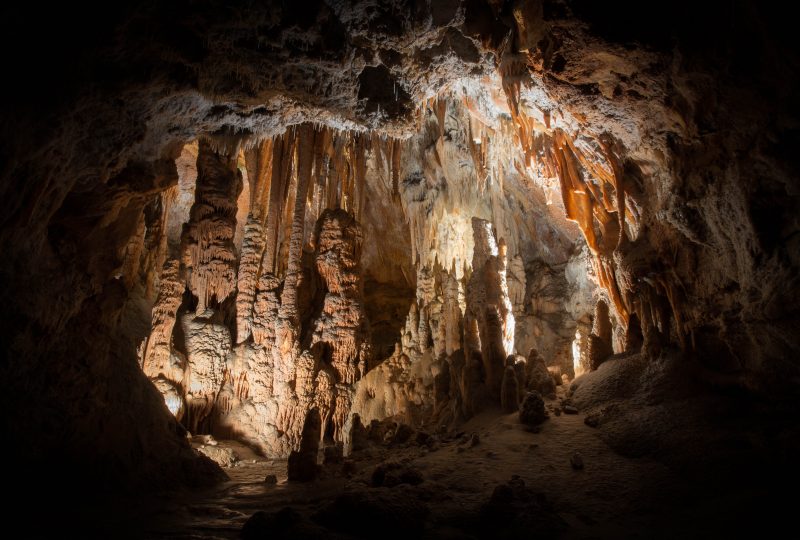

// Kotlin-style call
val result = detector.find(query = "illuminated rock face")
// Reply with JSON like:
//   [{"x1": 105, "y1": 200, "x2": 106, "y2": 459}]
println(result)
[
  {"x1": 2, "y1": 0, "x2": 797, "y2": 495},
  {"x1": 135, "y1": 105, "x2": 602, "y2": 454}
]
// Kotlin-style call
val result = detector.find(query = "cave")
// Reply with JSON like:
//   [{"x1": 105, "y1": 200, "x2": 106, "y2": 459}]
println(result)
[{"x1": 1, "y1": 1, "x2": 798, "y2": 538}]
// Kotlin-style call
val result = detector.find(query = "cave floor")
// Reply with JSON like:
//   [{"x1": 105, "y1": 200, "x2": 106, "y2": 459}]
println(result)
[{"x1": 109, "y1": 394, "x2": 775, "y2": 539}]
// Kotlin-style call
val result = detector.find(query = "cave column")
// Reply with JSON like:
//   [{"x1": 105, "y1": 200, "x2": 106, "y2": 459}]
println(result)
[
  {"x1": 465, "y1": 218, "x2": 515, "y2": 399},
  {"x1": 178, "y1": 139, "x2": 242, "y2": 430}
]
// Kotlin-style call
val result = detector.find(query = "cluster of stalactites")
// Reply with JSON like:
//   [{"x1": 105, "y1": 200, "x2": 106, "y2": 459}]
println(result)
[
  {"x1": 399, "y1": 96, "x2": 519, "y2": 275},
  {"x1": 235, "y1": 125, "x2": 403, "y2": 345},
  {"x1": 222, "y1": 125, "x2": 380, "y2": 454},
  {"x1": 140, "y1": 122, "x2": 394, "y2": 456},
  {"x1": 491, "y1": 55, "x2": 688, "y2": 357}
]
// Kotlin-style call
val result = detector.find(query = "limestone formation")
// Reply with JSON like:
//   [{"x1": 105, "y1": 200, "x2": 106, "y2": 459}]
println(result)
[
  {"x1": 287, "y1": 408, "x2": 322, "y2": 482},
  {"x1": 181, "y1": 140, "x2": 243, "y2": 313},
  {"x1": 465, "y1": 218, "x2": 516, "y2": 398},
  {"x1": 625, "y1": 313, "x2": 644, "y2": 353},
  {"x1": 526, "y1": 349, "x2": 556, "y2": 400},
  {"x1": 312, "y1": 209, "x2": 370, "y2": 387},
  {"x1": 588, "y1": 300, "x2": 614, "y2": 370},
  {"x1": 235, "y1": 141, "x2": 273, "y2": 344},
  {"x1": 572, "y1": 317, "x2": 593, "y2": 377},
  {"x1": 181, "y1": 310, "x2": 231, "y2": 432},
  {"x1": 501, "y1": 365, "x2": 520, "y2": 413},
  {"x1": 142, "y1": 260, "x2": 187, "y2": 416},
  {"x1": 519, "y1": 391, "x2": 548, "y2": 427}
]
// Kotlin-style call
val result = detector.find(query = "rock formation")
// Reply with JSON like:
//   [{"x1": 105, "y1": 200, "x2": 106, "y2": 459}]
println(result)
[
  {"x1": 287, "y1": 408, "x2": 322, "y2": 482},
  {"x1": 500, "y1": 365, "x2": 520, "y2": 413},
  {"x1": 141, "y1": 260, "x2": 186, "y2": 418},
  {"x1": 519, "y1": 391, "x2": 547, "y2": 427},
  {"x1": 588, "y1": 300, "x2": 614, "y2": 370},
  {"x1": 465, "y1": 219, "x2": 516, "y2": 397},
  {"x1": 182, "y1": 140, "x2": 243, "y2": 313},
  {"x1": 526, "y1": 348, "x2": 557, "y2": 399}
]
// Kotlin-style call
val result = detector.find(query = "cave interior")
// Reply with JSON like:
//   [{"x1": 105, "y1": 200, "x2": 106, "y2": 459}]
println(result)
[{"x1": 1, "y1": 1, "x2": 799, "y2": 538}]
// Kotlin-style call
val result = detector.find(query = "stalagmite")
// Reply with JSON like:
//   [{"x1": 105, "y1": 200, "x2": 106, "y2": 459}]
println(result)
[
  {"x1": 512, "y1": 356, "x2": 527, "y2": 402},
  {"x1": 500, "y1": 365, "x2": 519, "y2": 412},
  {"x1": 235, "y1": 216, "x2": 266, "y2": 344},
  {"x1": 588, "y1": 300, "x2": 614, "y2": 370},
  {"x1": 572, "y1": 317, "x2": 593, "y2": 377},
  {"x1": 441, "y1": 270, "x2": 463, "y2": 357},
  {"x1": 314, "y1": 370, "x2": 336, "y2": 443},
  {"x1": 526, "y1": 348, "x2": 556, "y2": 399},
  {"x1": 625, "y1": 313, "x2": 644, "y2": 352},
  {"x1": 251, "y1": 274, "x2": 282, "y2": 349},
  {"x1": 181, "y1": 310, "x2": 231, "y2": 432},
  {"x1": 142, "y1": 260, "x2": 185, "y2": 386},
  {"x1": 312, "y1": 209, "x2": 371, "y2": 439},
  {"x1": 287, "y1": 408, "x2": 321, "y2": 482},
  {"x1": 507, "y1": 255, "x2": 527, "y2": 317}
]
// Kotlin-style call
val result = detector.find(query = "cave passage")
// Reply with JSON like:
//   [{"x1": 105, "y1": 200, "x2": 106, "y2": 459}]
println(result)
[{"x1": 1, "y1": 1, "x2": 798, "y2": 538}]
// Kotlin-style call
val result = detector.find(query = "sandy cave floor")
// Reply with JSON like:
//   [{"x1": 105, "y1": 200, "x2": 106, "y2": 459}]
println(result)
[{"x1": 78, "y1": 388, "x2": 780, "y2": 539}]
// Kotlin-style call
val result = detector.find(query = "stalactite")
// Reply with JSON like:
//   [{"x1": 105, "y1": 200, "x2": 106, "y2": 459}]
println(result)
[
  {"x1": 278, "y1": 124, "x2": 316, "y2": 334},
  {"x1": 262, "y1": 132, "x2": 295, "y2": 276},
  {"x1": 391, "y1": 138, "x2": 402, "y2": 200},
  {"x1": 313, "y1": 126, "x2": 330, "y2": 218},
  {"x1": 545, "y1": 130, "x2": 631, "y2": 324},
  {"x1": 181, "y1": 139, "x2": 243, "y2": 312},
  {"x1": 467, "y1": 119, "x2": 488, "y2": 190},
  {"x1": 325, "y1": 134, "x2": 342, "y2": 210},
  {"x1": 353, "y1": 135, "x2": 368, "y2": 221},
  {"x1": 496, "y1": 60, "x2": 647, "y2": 347},
  {"x1": 249, "y1": 139, "x2": 274, "y2": 218},
  {"x1": 234, "y1": 139, "x2": 276, "y2": 343},
  {"x1": 249, "y1": 132, "x2": 295, "y2": 351}
]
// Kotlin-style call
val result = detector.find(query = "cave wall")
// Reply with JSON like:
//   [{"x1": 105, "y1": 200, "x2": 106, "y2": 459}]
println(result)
[{"x1": 1, "y1": 0, "x2": 797, "y2": 491}]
